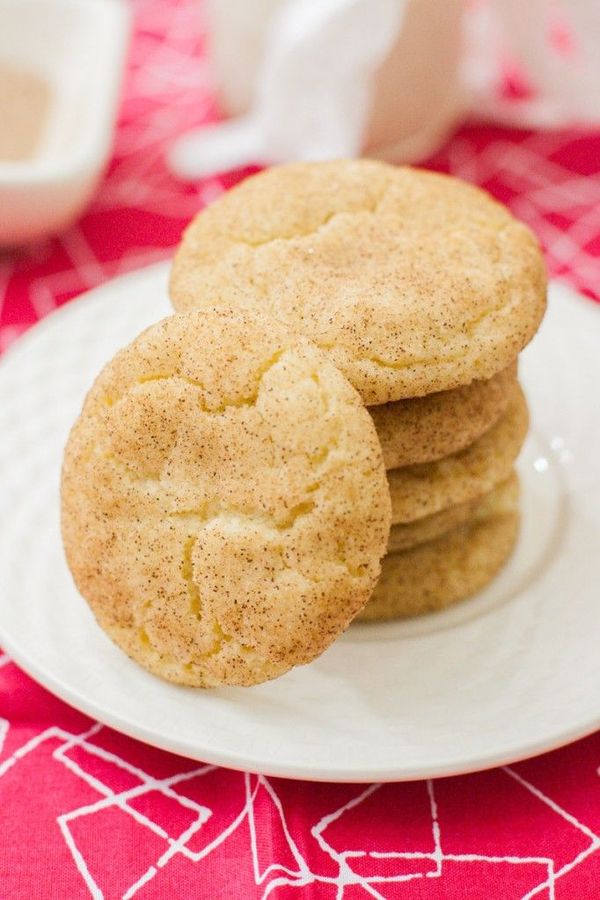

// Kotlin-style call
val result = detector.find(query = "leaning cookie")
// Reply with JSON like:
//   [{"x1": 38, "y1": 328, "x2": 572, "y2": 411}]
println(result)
[
  {"x1": 170, "y1": 160, "x2": 546, "y2": 404},
  {"x1": 61, "y1": 308, "x2": 391, "y2": 688},
  {"x1": 372, "y1": 363, "x2": 517, "y2": 470},
  {"x1": 358, "y1": 478, "x2": 520, "y2": 621},
  {"x1": 388, "y1": 471, "x2": 518, "y2": 553},
  {"x1": 388, "y1": 381, "x2": 528, "y2": 525}
]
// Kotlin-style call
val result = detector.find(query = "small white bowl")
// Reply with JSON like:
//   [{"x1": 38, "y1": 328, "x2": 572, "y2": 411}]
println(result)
[{"x1": 0, "y1": 0, "x2": 130, "y2": 246}]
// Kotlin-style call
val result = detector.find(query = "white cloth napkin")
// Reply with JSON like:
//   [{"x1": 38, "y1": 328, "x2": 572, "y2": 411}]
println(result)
[{"x1": 169, "y1": 0, "x2": 407, "y2": 178}]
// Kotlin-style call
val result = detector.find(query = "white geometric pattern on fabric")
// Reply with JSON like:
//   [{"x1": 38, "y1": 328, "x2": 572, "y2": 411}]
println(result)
[{"x1": 0, "y1": 693, "x2": 598, "y2": 899}]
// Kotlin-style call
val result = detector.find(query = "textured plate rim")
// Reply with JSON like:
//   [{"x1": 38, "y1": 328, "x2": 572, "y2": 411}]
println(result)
[{"x1": 2, "y1": 621, "x2": 599, "y2": 783}]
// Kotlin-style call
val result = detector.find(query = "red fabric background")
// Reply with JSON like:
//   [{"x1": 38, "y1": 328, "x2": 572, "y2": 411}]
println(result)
[{"x1": 1, "y1": 1, "x2": 599, "y2": 897}]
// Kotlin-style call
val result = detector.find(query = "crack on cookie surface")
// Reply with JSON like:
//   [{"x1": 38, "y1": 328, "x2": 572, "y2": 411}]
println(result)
[
  {"x1": 103, "y1": 451, "x2": 162, "y2": 484},
  {"x1": 181, "y1": 536, "x2": 202, "y2": 619},
  {"x1": 317, "y1": 290, "x2": 520, "y2": 374},
  {"x1": 102, "y1": 348, "x2": 286, "y2": 414},
  {"x1": 225, "y1": 185, "x2": 389, "y2": 250}
]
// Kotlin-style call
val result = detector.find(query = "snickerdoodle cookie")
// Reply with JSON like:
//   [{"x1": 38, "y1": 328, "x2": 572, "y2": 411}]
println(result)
[
  {"x1": 388, "y1": 471, "x2": 518, "y2": 553},
  {"x1": 388, "y1": 382, "x2": 528, "y2": 525},
  {"x1": 61, "y1": 308, "x2": 391, "y2": 687},
  {"x1": 170, "y1": 160, "x2": 546, "y2": 404},
  {"x1": 372, "y1": 363, "x2": 517, "y2": 469},
  {"x1": 358, "y1": 475, "x2": 520, "y2": 621}
]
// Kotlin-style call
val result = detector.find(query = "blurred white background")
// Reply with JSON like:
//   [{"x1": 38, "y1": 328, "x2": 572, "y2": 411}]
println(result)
[{"x1": 169, "y1": 0, "x2": 600, "y2": 179}]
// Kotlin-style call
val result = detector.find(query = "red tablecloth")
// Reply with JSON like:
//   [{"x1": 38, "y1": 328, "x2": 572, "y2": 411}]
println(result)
[{"x1": 1, "y1": 2, "x2": 599, "y2": 897}]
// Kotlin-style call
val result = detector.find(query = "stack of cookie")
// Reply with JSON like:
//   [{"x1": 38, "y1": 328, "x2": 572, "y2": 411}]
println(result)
[
  {"x1": 61, "y1": 159, "x2": 547, "y2": 689},
  {"x1": 170, "y1": 159, "x2": 546, "y2": 622},
  {"x1": 361, "y1": 370, "x2": 527, "y2": 620}
]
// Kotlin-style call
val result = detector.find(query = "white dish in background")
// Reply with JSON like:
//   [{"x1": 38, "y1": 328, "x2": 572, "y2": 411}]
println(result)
[
  {"x1": 0, "y1": 265, "x2": 598, "y2": 782},
  {"x1": 0, "y1": 0, "x2": 130, "y2": 245}
]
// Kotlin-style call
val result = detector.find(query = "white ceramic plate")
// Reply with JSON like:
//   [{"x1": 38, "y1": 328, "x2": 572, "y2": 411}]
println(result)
[{"x1": 0, "y1": 263, "x2": 598, "y2": 782}]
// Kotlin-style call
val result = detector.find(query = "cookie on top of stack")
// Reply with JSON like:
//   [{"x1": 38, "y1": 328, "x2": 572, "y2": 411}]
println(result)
[{"x1": 170, "y1": 160, "x2": 546, "y2": 620}]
